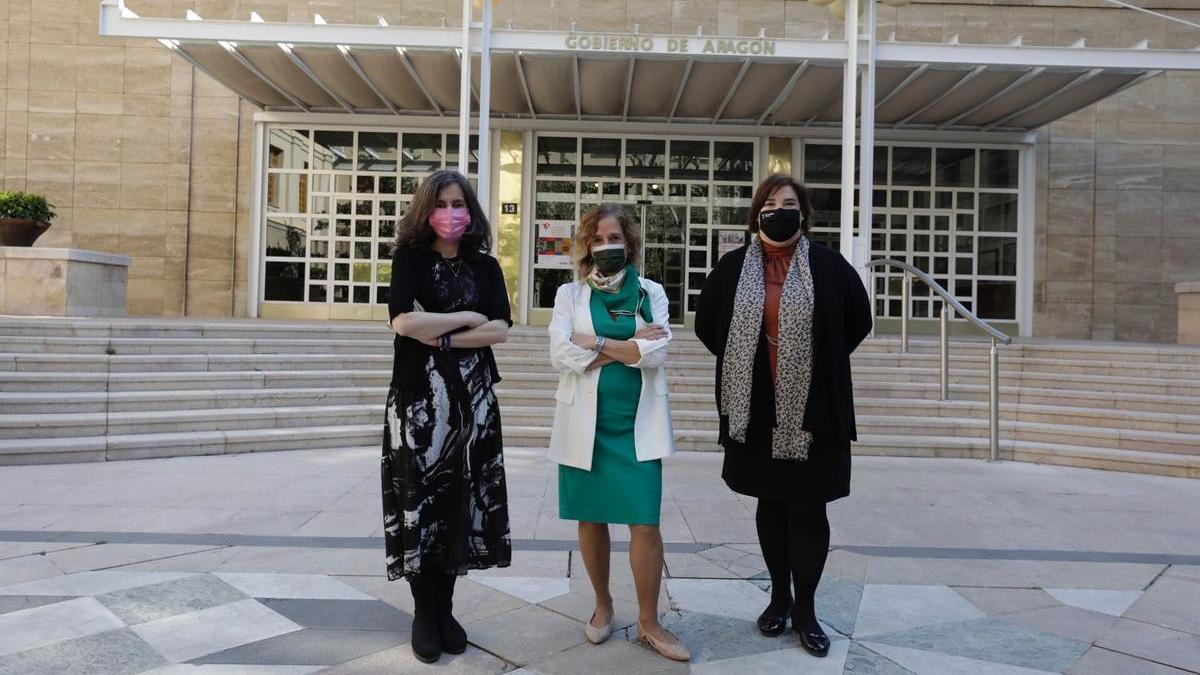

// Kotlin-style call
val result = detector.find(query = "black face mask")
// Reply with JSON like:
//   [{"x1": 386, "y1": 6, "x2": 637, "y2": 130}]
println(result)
[{"x1": 758, "y1": 208, "x2": 802, "y2": 244}]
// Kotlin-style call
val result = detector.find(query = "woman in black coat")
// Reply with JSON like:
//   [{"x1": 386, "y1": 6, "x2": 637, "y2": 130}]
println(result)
[{"x1": 694, "y1": 173, "x2": 872, "y2": 658}]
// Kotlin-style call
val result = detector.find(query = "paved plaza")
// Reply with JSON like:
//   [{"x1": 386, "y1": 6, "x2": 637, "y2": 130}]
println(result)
[{"x1": 0, "y1": 449, "x2": 1197, "y2": 674}]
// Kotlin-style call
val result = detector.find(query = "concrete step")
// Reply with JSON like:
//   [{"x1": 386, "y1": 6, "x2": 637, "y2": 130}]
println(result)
[{"x1": 7, "y1": 350, "x2": 1199, "y2": 386}]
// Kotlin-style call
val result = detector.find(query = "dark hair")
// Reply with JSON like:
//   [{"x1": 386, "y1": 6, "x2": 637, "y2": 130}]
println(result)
[
  {"x1": 747, "y1": 173, "x2": 811, "y2": 235},
  {"x1": 394, "y1": 170, "x2": 492, "y2": 256},
  {"x1": 573, "y1": 203, "x2": 643, "y2": 277}
]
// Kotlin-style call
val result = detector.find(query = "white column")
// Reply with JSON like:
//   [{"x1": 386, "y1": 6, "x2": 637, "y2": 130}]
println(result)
[
  {"x1": 458, "y1": 0, "x2": 472, "y2": 176},
  {"x1": 477, "y1": 0, "x2": 492, "y2": 211},
  {"x1": 246, "y1": 121, "x2": 266, "y2": 318},
  {"x1": 855, "y1": 0, "x2": 877, "y2": 287},
  {"x1": 838, "y1": 0, "x2": 860, "y2": 262}
]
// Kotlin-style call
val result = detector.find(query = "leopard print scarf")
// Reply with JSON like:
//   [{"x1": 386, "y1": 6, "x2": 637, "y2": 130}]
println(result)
[{"x1": 719, "y1": 235, "x2": 815, "y2": 461}]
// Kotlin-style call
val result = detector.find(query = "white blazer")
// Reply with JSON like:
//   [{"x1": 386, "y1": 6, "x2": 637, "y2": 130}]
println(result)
[{"x1": 547, "y1": 277, "x2": 676, "y2": 471}]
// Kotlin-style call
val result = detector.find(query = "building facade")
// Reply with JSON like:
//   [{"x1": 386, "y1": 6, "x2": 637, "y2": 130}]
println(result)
[{"x1": 2, "y1": 0, "x2": 1199, "y2": 341}]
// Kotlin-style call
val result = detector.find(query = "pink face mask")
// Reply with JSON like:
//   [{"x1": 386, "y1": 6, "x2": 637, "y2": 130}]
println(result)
[{"x1": 429, "y1": 207, "x2": 471, "y2": 242}]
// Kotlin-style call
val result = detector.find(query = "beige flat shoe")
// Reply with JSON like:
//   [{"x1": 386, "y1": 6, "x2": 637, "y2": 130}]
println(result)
[
  {"x1": 636, "y1": 621, "x2": 690, "y2": 662},
  {"x1": 585, "y1": 608, "x2": 613, "y2": 644}
]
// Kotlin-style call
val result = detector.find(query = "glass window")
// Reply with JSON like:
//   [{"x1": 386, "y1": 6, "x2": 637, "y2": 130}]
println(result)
[
  {"x1": 266, "y1": 174, "x2": 307, "y2": 214},
  {"x1": 402, "y1": 133, "x2": 443, "y2": 172},
  {"x1": 357, "y1": 131, "x2": 398, "y2": 172},
  {"x1": 264, "y1": 218, "x2": 306, "y2": 257},
  {"x1": 977, "y1": 280, "x2": 1016, "y2": 319},
  {"x1": 446, "y1": 134, "x2": 479, "y2": 174},
  {"x1": 979, "y1": 193, "x2": 1018, "y2": 232},
  {"x1": 935, "y1": 147, "x2": 975, "y2": 187},
  {"x1": 536, "y1": 136, "x2": 577, "y2": 176},
  {"x1": 534, "y1": 269, "x2": 573, "y2": 308},
  {"x1": 980, "y1": 148, "x2": 1019, "y2": 188},
  {"x1": 268, "y1": 128, "x2": 309, "y2": 170},
  {"x1": 311, "y1": 130, "x2": 354, "y2": 171},
  {"x1": 714, "y1": 141, "x2": 754, "y2": 181},
  {"x1": 535, "y1": 201, "x2": 575, "y2": 220},
  {"x1": 804, "y1": 144, "x2": 840, "y2": 184},
  {"x1": 581, "y1": 138, "x2": 621, "y2": 177},
  {"x1": 670, "y1": 140, "x2": 709, "y2": 180},
  {"x1": 977, "y1": 237, "x2": 1017, "y2": 276},
  {"x1": 714, "y1": 185, "x2": 752, "y2": 204},
  {"x1": 625, "y1": 139, "x2": 665, "y2": 178},
  {"x1": 892, "y1": 147, "x2": 932, "y2": 186},
  {"x1": 264, "y1": 261, "x2": 304, "y2": 301}
]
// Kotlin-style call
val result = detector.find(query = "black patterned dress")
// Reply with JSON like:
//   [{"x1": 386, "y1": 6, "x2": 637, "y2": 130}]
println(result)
[{"x1": 382, "y1": 246, "x2": 512, "y2": 581}]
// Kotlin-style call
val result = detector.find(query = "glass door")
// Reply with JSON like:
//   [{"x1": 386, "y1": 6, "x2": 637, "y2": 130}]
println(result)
[{"x1": 639, "y1": 204, "x2": 686, "y2": 324}]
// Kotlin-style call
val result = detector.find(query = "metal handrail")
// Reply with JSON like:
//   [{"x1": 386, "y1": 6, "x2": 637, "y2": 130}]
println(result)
[{"x1": 865, "y1": 259, "x2": 1013, "y2": 461}]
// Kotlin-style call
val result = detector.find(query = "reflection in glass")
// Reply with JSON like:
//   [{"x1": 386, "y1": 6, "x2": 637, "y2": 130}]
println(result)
[
  {"x1": 358, "y1": 131, "x2": 398, "y2": 172},
  {"x1": 309, "y1": 284, "x2": 327, "y2": 302},
  {"x1": 892, "y1": 147, "x2": 932, "y2": 186},
  {"x1": 264, "y1": 218, "x2": 306, "y2": 257},
  {"x1": 977, "y1": 237, "x2": 1017, "y2": 276},
  {"x1": 979, "y1": 193, "x2": 1018, "y2": 232},
  {"x1": 403, "y1": 133, "x2": 443, "y2": 172},
  {"x1": 269, "y1": 128, "x2": 309, "y2": 170},
  {"x1": 977, "y1": 280, "x2": 1015, "y2": 319},
  {"x1": 980, "y1": 149, "x2": 1019, "y2": 188},
  {"x1": 534, "y1": 268, "x2": 573, "y2": 308},
  {"x1": 935, "y1": 147, "x2": 975, "y2": 187},
  {"x1": 536, "y1": 137, "x2": 577, "y2": 176},
  {"x1": 582, "y1": 138, "x2": 621, "y2": 177},
  {"x1": 446, "y1": 134, "x2": 479, "y2": 173},
  {"x1": 264, "y1": 262, "x2": 304, "y2": 301},
  {"x1": 803, "y1": 144, "x2": 840, "y2": 184},
  {"x1": 670, "y1": 140, "x2": 709, "y2": 180},
  {"x1": 312, "y1": 130, "x2": 354, "y2": 171},
  {"x1": 267, "y1": 174, "x2": 308, "y2": 213},
  {"x1": 714, "y1": 142, "x2": 753, "y2": 181},
  {"x1": 625, "y1": 139, "x2": 665, "y2": 178}
]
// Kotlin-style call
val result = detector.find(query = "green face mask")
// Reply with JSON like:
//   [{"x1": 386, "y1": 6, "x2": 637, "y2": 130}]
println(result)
[{"x1": 592, "y1": 244, "x2": 627, "y2": 275}]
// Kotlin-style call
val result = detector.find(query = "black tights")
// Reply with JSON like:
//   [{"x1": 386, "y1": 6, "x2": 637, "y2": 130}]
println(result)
[{"x1": 755, "y1": 499, "x2": 830, "y2": 633}]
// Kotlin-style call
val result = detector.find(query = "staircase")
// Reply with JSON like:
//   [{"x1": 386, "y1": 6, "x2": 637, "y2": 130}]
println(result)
[{"x1": 0, "y1": 316, "x2": 1198, "y2": 478}]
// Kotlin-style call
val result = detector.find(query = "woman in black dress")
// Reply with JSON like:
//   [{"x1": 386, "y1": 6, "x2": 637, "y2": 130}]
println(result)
[
  {"x1": 383, "y1": 170, "x2": 512, "y2": 664},
  {"x1": 694, "y1": 173, "x2": 872, "y2": 658}
]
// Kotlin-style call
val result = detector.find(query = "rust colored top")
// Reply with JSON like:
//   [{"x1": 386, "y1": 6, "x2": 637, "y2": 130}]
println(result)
[{"x1": 763, "y1": 239, "x2": 796, "y2": 383}]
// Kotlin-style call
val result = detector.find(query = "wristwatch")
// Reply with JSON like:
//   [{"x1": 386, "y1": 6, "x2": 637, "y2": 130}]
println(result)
[{"x1": 593, "y1": 336, "x2": 607, "y2": 353}]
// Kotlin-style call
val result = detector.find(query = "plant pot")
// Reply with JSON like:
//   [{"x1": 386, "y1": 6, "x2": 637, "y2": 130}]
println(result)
[{"x1": 0, "y1": 218, "x2": 52, "y2": 247}]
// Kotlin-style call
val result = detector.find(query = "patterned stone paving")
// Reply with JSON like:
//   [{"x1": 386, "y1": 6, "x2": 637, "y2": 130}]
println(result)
[
  {"x1": 0, "y1": 552, "x2": 1195, "y2": 674},
  {"x1": 0, "y1": 449, "x2": 1198, "y2": 673}
]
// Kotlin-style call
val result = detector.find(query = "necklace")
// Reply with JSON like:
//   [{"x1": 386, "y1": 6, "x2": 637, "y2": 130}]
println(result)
[{"x1": 440, "y1": 256, "x2": 464, "y2": 279}]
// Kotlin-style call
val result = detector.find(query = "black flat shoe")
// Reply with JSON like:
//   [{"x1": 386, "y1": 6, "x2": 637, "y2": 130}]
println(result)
[
  {"x1": 756, "y1": 604, "x2": 791, "y2": 637},
  {"x1": 796, "y1": 626, "x2": 830, "y2": 657}
]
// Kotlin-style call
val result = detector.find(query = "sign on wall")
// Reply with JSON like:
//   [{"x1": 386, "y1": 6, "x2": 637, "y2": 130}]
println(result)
[{"x1": 536, "y1": 220, "x2": 574, "y2": 268}]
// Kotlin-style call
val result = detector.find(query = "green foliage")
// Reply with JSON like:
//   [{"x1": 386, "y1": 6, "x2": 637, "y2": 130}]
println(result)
[{"x1": 0, "y1": 192, "x2": 56, "y2": 223}]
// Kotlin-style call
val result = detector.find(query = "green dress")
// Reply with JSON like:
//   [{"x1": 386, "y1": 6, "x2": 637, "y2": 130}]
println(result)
[{"x1": 558, "y1": 266, "x2": 663, "y2": 525}]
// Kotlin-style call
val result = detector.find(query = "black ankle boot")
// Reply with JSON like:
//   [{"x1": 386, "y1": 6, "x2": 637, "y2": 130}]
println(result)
[
  {"x1": 756, "y1": 595, "x2": 793, "y2": 637},
  {"x1": 792, "y1": 604, "x2": 829, "y2": 657},
  {"x1": 436, "y1": 573, "x2": 468, "y2": 654},
  {"x1": 408, "y1": 574, "x2": 442, "y2": 663}
]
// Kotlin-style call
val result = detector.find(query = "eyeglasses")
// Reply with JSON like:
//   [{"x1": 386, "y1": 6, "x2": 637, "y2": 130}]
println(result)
[{"x1": 607, "y1": 288, "x2": 646, "y2": 320}]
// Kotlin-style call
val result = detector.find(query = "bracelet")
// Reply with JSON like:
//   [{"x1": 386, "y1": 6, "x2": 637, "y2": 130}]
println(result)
[
  {"x1": 593, "y1": 336, "x2": 606, "y2": 353},
  {"x1": 440, "y1": 334, "x2": 451, "y2": 351}
]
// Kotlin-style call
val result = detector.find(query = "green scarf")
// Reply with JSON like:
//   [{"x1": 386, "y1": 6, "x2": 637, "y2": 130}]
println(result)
[{"x1": 590, "y1": 264, "x2": 653, "y2": 323}]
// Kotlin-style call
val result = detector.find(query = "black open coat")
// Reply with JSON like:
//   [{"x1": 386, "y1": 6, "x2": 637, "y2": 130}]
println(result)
[{"x1": 694, "y1": 239, "x2": 872, "y2": 504}]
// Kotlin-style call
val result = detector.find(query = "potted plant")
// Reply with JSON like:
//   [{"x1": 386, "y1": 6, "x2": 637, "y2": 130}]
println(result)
[{"x1": 0, "y1": 191, "x2": 56, "y2": 246}]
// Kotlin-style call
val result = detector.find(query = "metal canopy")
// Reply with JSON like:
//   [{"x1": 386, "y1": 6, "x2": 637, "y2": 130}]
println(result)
[{"x1": 99, "y1": 0, "x2": 1200, "y2": 133}]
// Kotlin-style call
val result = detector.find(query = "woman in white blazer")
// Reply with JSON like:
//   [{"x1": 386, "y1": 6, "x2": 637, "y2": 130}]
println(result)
[{"x1": 548, "y1": 203, "x2": 688, "y2": 662}]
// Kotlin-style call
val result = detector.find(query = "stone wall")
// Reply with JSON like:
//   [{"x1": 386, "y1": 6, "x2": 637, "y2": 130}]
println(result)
[{"x1": 3, "y1": 1, "x2": 1199, "y2": 342}]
